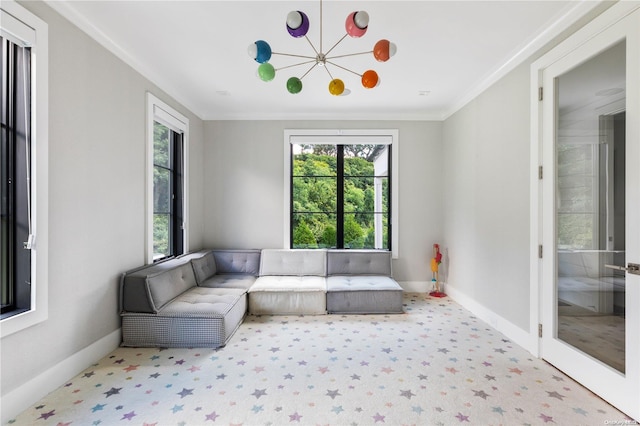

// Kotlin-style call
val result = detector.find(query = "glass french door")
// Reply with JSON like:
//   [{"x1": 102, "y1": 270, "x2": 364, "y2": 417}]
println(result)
[{"x1": 540, "y1": 7, "x2": 639, "y2": 420}]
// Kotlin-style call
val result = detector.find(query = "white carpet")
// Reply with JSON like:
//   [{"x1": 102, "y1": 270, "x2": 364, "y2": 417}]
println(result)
[{"x1": 7, "y1": 294, "x2": 632, "y2": 425}]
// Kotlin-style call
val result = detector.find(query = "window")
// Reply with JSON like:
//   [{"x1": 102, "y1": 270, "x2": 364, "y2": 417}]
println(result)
[
  {"x1": 1, "y1": 33, "x2": 31, "y2": 316},
  {"x1": 153, "y1": 122, "x2": 184, "y2": 260},
  {"x1": 146, "y1": 93, "x2": 188, "y2": 263},
  {"x1": 1, "y1": 1, "x2": 48, "y2": 336},
  {"x1": 285, "y1": 130, "x2": 398, "y2": 256}
]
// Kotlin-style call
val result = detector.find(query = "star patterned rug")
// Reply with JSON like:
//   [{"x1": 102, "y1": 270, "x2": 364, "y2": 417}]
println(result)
[{"x1": 6, "y1": 293, "x2": 633, "y2": 425}]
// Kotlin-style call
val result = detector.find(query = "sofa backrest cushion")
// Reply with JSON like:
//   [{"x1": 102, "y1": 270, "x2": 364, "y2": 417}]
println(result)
[
  {"x1": 191, "y1": 251, "x2": 217, "y2": 284},
  {"x1": 327, "y1": 250, "x2": 392, "y2": 276},
  {"x1": 260, "y1": 249, "x2": 327, "y2": 276},
  {"x1": 213, "y1": 249, "x2": 261, "y2": 275},
  {"x1": 146, "y1": 262, "x2": 197, "y2": 311},
  {"x1": 121, "y1": 255, "x2": 197, "y2": 313}
]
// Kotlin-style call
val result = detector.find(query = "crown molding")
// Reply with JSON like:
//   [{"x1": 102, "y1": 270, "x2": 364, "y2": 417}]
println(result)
[
  {"x1": 441, "y1": 0, "x2": 605, "y2": 121},
  {"x1": 46, "y1": 1, "x2": 205, "y2": 120}
]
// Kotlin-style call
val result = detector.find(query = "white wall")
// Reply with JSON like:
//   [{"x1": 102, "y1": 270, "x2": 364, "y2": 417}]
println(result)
[
  {"x1": 203, "y1": 120, "x2": 442, "y2": 285},
  {"x1": 1, "y1": 1, "x2": 204, "y2": 418}
]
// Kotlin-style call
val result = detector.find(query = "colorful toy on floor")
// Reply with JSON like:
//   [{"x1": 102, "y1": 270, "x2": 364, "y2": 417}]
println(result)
[{"x1": 429, "y1": 243, "x2": 446, "y2": 298}]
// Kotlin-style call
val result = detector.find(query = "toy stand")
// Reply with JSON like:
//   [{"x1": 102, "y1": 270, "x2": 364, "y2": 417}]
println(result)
[{"x1": 429, "y1": 244, "x2": 446, "y2": 298}]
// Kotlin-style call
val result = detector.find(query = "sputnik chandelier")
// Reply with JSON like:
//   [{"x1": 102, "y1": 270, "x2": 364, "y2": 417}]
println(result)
[{"x1": 247, "y1": 0, "x2": 397, "y2": 96}]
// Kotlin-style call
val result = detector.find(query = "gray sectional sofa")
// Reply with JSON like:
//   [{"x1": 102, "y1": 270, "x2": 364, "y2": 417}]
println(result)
[{"x1": 120, "y1": 249, "x2": 403, "y2": 348}]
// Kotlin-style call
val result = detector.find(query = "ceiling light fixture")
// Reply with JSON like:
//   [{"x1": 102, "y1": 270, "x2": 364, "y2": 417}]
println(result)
[{"x1": 247, "y1": 0, "x2": 396, "y2": 96}]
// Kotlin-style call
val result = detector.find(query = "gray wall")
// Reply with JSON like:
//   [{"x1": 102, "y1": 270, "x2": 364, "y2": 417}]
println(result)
[
  {"x1": 439, "y1": 2, "x2": 614, "y2": 332},
  {"x1": 1, "y1": 0, "x2": 204, "y2": 400},
  {"x1": 442, "y1": 62, "x2": 532, "y2": 330},
  {"x1": 203, "y1": 120, "x2": 443, "y2": 284}
]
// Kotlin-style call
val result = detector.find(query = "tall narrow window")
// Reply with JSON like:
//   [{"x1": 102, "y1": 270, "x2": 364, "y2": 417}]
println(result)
[
  {"x1": 290, "y1": 142, "x2": 392, "y2": 251},
  {"x1": 147, "y1": 93, "x2": 188, "y2": 263},
  {"x1": 1, "y1": 35, "x2": 31, "y2": 315},
  {"x1": 153, "y1": 122, "x2": 183, "y2": 260},
  {"x1": 1, "y1": 1, "x2": 48, "y2": 336}
]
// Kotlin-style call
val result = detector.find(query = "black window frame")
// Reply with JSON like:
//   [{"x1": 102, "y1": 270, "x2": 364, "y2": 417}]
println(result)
[{"x1": 290, "y1": 143, "x2": 392, "y2": 251}]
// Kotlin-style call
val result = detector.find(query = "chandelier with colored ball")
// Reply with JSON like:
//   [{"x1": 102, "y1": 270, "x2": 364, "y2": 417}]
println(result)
[{"x1": 248, "y1": 0, "x2": 396, "y2": 96}]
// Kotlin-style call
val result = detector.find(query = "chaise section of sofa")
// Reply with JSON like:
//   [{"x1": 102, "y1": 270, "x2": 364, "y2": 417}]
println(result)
[
  {"x1": 326, "y1": 250, "x2": 403, "y2": 314},
  {"x1": 120, "y1": 252, "x2": 247, "y2": 348},
  {"x1": 248, "y1": 249, "x2": 327, "y2": 315}
]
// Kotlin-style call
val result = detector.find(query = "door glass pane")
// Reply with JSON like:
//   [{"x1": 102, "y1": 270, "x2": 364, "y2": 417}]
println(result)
[{"x1": 555, "y1": 41, "x2": 626, "y2": 372}]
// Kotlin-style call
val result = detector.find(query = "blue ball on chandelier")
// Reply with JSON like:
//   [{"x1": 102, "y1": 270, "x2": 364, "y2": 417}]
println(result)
[
  {"x1": 286, "y1": 11, "x2": 310, "y2": 38},
  {"x1": 248, "y1": 40, "x2": 272, "y2": 63}
]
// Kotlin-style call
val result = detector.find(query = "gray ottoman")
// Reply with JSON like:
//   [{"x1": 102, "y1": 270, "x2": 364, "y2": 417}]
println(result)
[{"x1": 326, "y1": 250, "x2": 403, "y2": 314}]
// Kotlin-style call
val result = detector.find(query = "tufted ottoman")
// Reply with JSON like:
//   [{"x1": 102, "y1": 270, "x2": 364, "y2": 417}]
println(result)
[
  {"x1": 326, "y1": 250, "x2": 403, "y2": 314},
  {"x1": 248, "y1": 249, "x2": 327, "y2": 315}
]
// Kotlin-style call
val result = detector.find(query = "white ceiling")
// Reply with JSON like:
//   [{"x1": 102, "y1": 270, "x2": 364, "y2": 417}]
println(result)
[{"x1": 49, "y1": 1, "x2": 602, "y2": 121}]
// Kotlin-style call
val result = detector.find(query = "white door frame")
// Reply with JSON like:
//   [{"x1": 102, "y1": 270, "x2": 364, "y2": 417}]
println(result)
[{"x1": 530, "y1": 2, "x2": 640, "y2": 419}]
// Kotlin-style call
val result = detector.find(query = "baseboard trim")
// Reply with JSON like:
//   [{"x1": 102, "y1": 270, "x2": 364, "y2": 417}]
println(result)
[
  {"x1": 1, "y1": 328, "x2": 121, "y2": 423},
  {"x1": 444, "y1": 284, "x2": 538, "y2": 354}
]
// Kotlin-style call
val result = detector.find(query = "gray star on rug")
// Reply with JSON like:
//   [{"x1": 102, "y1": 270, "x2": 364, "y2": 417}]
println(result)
[
  {"x1": 400, "y1": 389, "x2": 416, "y2": 399},
  {"x1": 103, "y1": 387, "x2": 121, "y2": 398},
  {"x1": 177, "y1": 388, "x2": 193, "y2": 398},
  {"x1": 473, "y1": 389, "x2": 490, "y2": 399},
  {"x1": 326, "y1": 389, "x2": 341, "y2": 399},
  {"x1": 547, "y1": 390, "x2": 565, "y2": 400},
  {"x1": 252, "y1": 388, "x2": 267, "y2": 399}
]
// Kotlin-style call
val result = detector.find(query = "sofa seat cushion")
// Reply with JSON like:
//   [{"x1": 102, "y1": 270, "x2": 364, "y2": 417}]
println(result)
[
  {"x1": 199, "y1": 274, "x2": 256, "y2": 291},
  {"x1": 248, "y1": 276, "x2": 326, "y2": 315},
  {"x1": 327, "y1": 275, "x2": 400, "y2": 291},
  {"x1": 326, "y1": 276, "x2": 403, "y2": 314},
  {"x1": 250, "y1": 275, "x2": 326, "y2": 292},
  {"x1": 160, "y1": 287, "x2": 245, "y2": 315},
  {"x1": 121, "y1": 287, "x2": 246, "y2": 348}
]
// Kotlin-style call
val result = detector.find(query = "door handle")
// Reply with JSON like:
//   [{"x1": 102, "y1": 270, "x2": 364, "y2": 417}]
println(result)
[{"x1": 605, "y1": 263, "x2": 640, "y2": 275}]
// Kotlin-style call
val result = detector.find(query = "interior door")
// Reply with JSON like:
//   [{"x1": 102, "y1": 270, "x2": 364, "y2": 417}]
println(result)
[{"x1": 540, "y1": 8, "x2": 639, "y2": 420}]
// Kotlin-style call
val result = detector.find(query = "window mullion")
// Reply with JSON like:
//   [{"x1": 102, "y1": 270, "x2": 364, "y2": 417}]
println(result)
[{"x1": 336, "y1": 145, "x2": 344, "y2": 249}]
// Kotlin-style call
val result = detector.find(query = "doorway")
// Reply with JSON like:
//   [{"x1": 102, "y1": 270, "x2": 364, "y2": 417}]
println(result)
[{"x1": 532, "y1": 4, "x2": 639, "y2": 420}]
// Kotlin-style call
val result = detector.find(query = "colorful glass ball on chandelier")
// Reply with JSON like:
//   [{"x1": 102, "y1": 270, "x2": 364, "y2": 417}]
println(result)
[
  {"x1": 257, "y1": 62, "x2": 275, "y2": 82},
  {"x1": 286, "y1": 77, "x2": 303, "y2": 94},
  {"x1": 345, "y1": 11, "x2": 369, "y2": 38},
  {"x1": 373, "y1": 39, "x2": 397, "y2": 62},
  {"x1": 328, "y1": 79, "x2": 345, "y2": 96},
  {"x1": 248, "y1": 40, "x2": 272, "y2": 64},
  {"x1": 361, "y1": 70, "x2": 379, "y2": 89},
  {"x1": 286, "y1": 11, "x2": 310, "y2": 38}
]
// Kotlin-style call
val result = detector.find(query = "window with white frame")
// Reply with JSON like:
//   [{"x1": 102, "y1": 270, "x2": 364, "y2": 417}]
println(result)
[
  {"x1": 146, "y1": 93, "x2": 188, "y2": 263},
  {"x1": 284, "y1": 129, "x2": 399, "y2": 257},
  {"x1": 1, "y1": 1, "x2": 49, "y2": 336}
]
